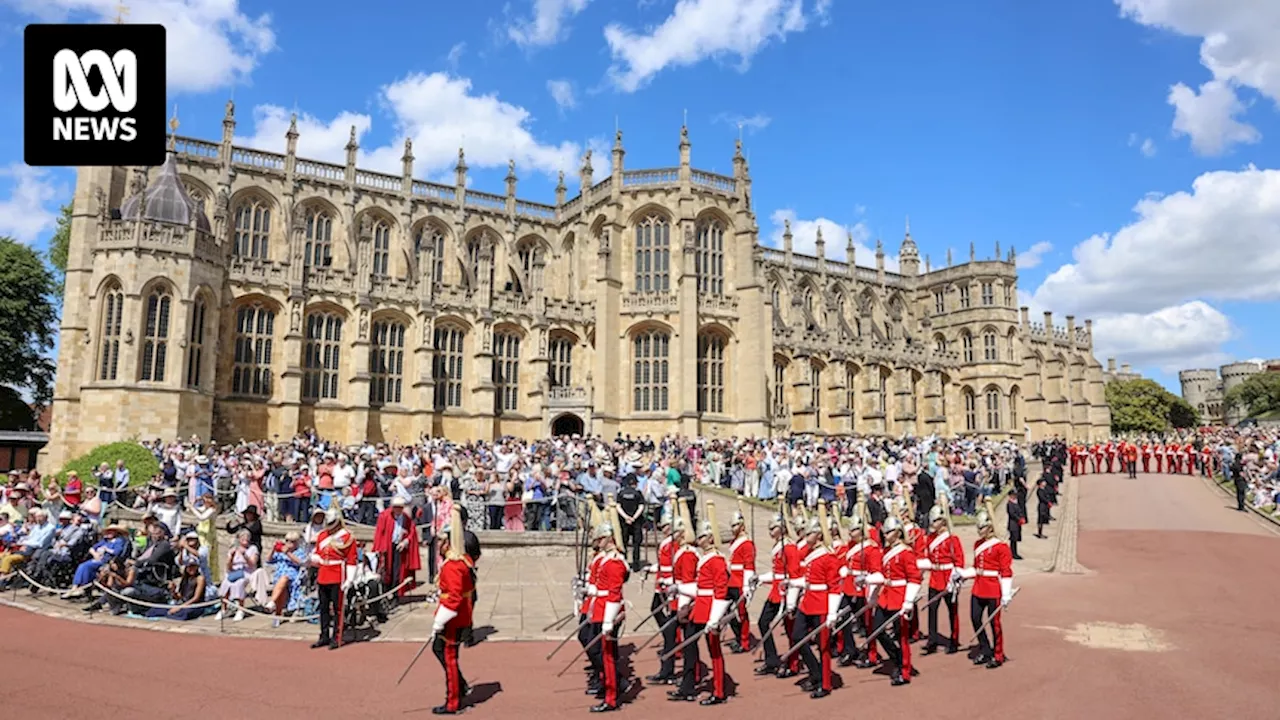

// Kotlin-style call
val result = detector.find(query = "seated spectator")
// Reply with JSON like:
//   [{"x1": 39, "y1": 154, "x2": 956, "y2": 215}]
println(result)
[
  {"x1": 225, "y1": 504, "x2": 263, "y2": 556},
  {"x1": 175, "y1": 531, "x2": 214, "y2": 597},
  {"x1": 89, "y1": 520, "x2": 176, "y2": 614},
  {"x1": 79, "y1": 486, "x2": 103, "y2": 527},
  {"x1": 149, "y1": 489, "x2": 182, "y2": 539},
  {"x1": 0, "y1": 482, "x2": 31, "y2": 523},
  {"x1": 62, "y1": 523, "x2": 129, "y2": 599},
  {"x1": 215, "y1": 529, "x2": 258, "y2": 621},
  {"x1": 145, "y1": 558, "x2": 208, "y2": 621},
  {"x1": 265, "y1": 531, "x2": 309, "y2": 625},
  {"x1": 0, "y1": 513, "x2": 15, "y2": 548},
  {"x1": 0, "y1": 508, "x2": 56, "y2": 587},
  {"x1": 25, "y1": 510, "x2": 88, "y2": 586}
]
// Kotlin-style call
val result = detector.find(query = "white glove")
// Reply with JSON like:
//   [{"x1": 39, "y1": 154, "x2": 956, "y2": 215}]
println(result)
[
  {"x1": 838, "y1": 566, "x2": 850, "y2": 578},
  {"x1": 432, "y1": 605, "x2": 457, "y2": 634},
  {"x1": 708, "y1": 598, "x2": 729, "y2": 627},
  {"x1": 785, "y1": 585, "x2": 800, "y2": 613},
  {"x1": 864, "y1": 572, "x2": 885, "y2": 586},
  {"x1": 957, "y1": 566, "x2": 976, "y2": 580},
  {"x1": 602, "y1": 601, "x2": 621, "y2": 633},
  {"x1": 825, "y1": 594, "x2": 841, "y2": 627},
  {"x1": 342, "y1": 565, "x2": 357, "y2": 590},
  {"x1": 916, "y1": 558, "x2": 933, "y2": 570},
  {"x1": 904, "y1": 582, "x2": 921, "y2": 608},
  {"x1": 743, "y1": 569, "x2": 756, "y2": 590},
  {"x1": 1000, "y1": 577, "x2": 1013, "y2": 607}
]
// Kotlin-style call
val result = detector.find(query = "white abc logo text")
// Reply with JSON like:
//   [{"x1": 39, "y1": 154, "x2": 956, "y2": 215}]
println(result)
[{"x1": 53, "y1": 48, "x2": 137, "y2": 113}]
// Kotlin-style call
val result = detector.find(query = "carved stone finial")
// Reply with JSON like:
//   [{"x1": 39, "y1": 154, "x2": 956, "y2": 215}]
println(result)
[
  {"x1": 224, "y1": 99, "x2": 235, "y2": 120},
  {"x1": 286, "y1": 113, "x2": 298, "y2": 137},
  {"x1": 876, "y1": 238, "x2": 884, "y2": 254},
  {"x1": 614, "y1": 129, "x2": 623, "y2": 149},
  {"x1": 506, "y1": 159, "x2": 516, "y2": 179},
  {"x1": 556, "y1": 170, "x2": 565, "y2": 189},
  {"x1": 345, "y1": 125, "x2": 358, "y2": 150}
]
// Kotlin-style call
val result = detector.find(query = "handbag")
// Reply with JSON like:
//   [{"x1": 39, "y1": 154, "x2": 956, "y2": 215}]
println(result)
[{"x1": 226, "y1": 569, "x2": 245, "y2": 583}]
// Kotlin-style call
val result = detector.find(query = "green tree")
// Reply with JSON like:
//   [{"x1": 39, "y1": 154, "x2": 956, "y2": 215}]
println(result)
[
  {"x1": 46, "y1": 203, "x2": 72, "y2": 298},
  {"x1": 1223, "y1": 372, "x2": 1280, "y2": 417},
  {"x1": 0, "y1": 385, "x2": 37, "y2": 431},
  {"x1": 1105, "y1": 378, "x2": 1196, "y2": 433},
  {"x1": 0, "y1": 237, "x2": 58, "y2": 405}
]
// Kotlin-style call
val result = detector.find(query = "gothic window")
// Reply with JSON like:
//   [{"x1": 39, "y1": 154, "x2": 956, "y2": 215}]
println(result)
[
  {"x1": 433, "y1": 326, "x2": 465, "y2": 409},
  {"x1": 415, "y1": 226, "x2": 446, "y2": 284},
  {"x1": 303, "y1": 312, "x2": 343, "y2": 401},
  {"x1": 981, "y1": 282, "x2": 994, "y2": 306},
  {"x1": 549, "y1": 336, "x2": 573, "y2": 388},
  {"x1": 697, "y1": 333, "x2": 726, "y2": 414},
  {"x1": 774, "y1": 360, "x2": 787, "y2": 414},
  {"x1": 1007, "y1": 333, "x2": 1017, "y2": 362},
  {"x1": 494, "y1": 331, "x2": 521, "y2": 413},
  {"x1": 185, "y1": 298, "x2": 206, "y2": 390},
  {"x1": 986, "y1": 388, "x2": 1002, "y2": 430},
  {"x1": 804, "y1": 287, "x2": 820, "y2": 331},
  {"x1": 465, "y1": 237, "x2": 493, "y2": 290},
  {"x1": 934, "y1": 335, "x2": 947, "y2": 354},
  {"x1": 231, "y1": 303, "x2": 274, "y2": 397},
  {"x1": 97, "y1": 282, "x2": 124, "y2": 381},
  {"x1": 304, "y1": 208, "x2": 333, "y2": 268},
  {"x1": 959, "y1": 285, "x2": 971, "y2": 309},
  {"x1": 370, "y1": 320, "x2": 405, "y2": 405},
  {"x1": 963, "y1": 388, "x2": 977, "y2": 431},
  {"x1": 634, "y1": 214, "x2": 670, "y2": 293},
  {"x1": 770, "y1": 282, "x2": 784, "y2": 326},
  {"x1": 983, "y1": 330, "x2": 998, "y2": 362},
  {"x1": 1004, "y1": 283, "x2": 1013, "y2": 306},
  {"x1": 183, "y1": 183, "x2": 208, "y2": 218},
  {"x1": 961, "y1": 333, "x2": 974, "y2": 363},
  {"x1": 371, "y1": 219, "x2": 391, "y2": 277},
  {"x1": 810, "y1": 362, "x2": 822, "y2": 413},
  {"x1": 908, "y1": 372, "x2": 919, "y2": 416},
  {"x1": 696, "y1": 220, "x2": 725, "y2": 295},
  {"x1": 633, "y1": 329, "x2": 670, "y2": 412},
  {"x1": 233, "y1": 198, "x2": 271, "y2": 259},
  {"x1": 139, "y1": 286, "x2": 172, "y2": 382},
  {"x1": 934, "y1": 290, "x2": 945, "y2": 314},
  {"x1": 1010, "y1": 387, "x2": 1020, "y2": 428},
  {"x1": 843, "y1": 365, "x2": 858, "y2": 412},
  {"x1": 876, "y1": 368, "x2": 888, "y2": 415}
]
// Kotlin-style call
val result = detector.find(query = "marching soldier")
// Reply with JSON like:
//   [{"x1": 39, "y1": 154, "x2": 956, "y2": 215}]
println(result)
[
  {"x1": 1141, "y1": 441, "x2": 1152, "y2": 474},
  {"x1": 725, "y1": 511, "x2": 756, "y2": 653},
  {"x1": 580, "y1": 506, "x2": 607, "y2": 697},
  {"x1": 429, "y1": 508, "x2": 474, "y2": 715},
  {"x1": 775, "y1": 515, "x2": 810, "y2": 678},
  {"x1": 901, "y1": 505, "x2": 927, "y2": 643},
  {"x1": 586, "y1": 516, "x2": 632, "y2": 713},
  {"x1": 918, "y1": 506, "x2": 963, "y2": 655},
  {"x1": 670, "y1": 520, "x2": 731, "y2": 705},
  {"x1": 310, "y1": 507, "x2": 357, "y2": 650},
  {"x1": 1155, "y1": 442, "x2": 1166, "y2": 474},
  {"x1": 864, "y1": 517, "x2": 922, "y2": 686},
  {"x1": 645, "y1": 512, "x2": 679, "y2": 684},
  {"x1": 670, "y1": 507, "x2": 702, "y2": 694},
  {"x1": 790, "y1": 517, "x2": 842, "y2": 699},
  {"x1": 753, "y1": 514, "x2": 799, "y2": 676},
  {"x1": 839, "y1": 514, "x2": 883, "y2": 669},
  {"x1": 955, "y1": 511, "x2": 1015, "y2": 668}
]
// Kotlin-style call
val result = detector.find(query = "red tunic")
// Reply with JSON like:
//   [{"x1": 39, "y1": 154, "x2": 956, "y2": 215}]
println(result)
[
  {"x1": 727, "y1": 536, "x2": 755, "y2": 589},
  {"x1": 843, "y1": 540, "x2": 882, "y2": 597},
  {"x1": 766, "y1": 541, "x2": 801, "y2": 603},
  {"x1": 436, "y1": 555, "x2": 475, "y2": 631},
  {"x1": 691, "y1": 551, "x2": 729, "y2": 624},
  {"x1": 876, "y1": 543, "x2": 923, "y2": 611},
  {"x1": 371, "y1": 509, "x2": 422, "y2": 592},
  {"x1": 923, "y1": 530, "x2": 964, "y2": 591},
  {"x1": 970, "y1": 538, "x2": 1014, "y2": 600},
  {"x1": 580, "y1": 553, "x2": 603, "y2": 616},
  {"x1": 798, "y1": 546, "x2": 841, "y2": 617},
  {"x1": 655, "y1": 536, "x2": 675, "y2": 591},
  {"x1": 589, "y1": 550, "x2": 629, "y2": 623},
  {"x1": 313, "y1": 527, "x2": 357, "y2": 585},
  {"x1": 907, "y1": 527, "x2": 926, "y2": 555},
  {"x1": 671, "y1": 545, "x2": 698, "y2": 612}
]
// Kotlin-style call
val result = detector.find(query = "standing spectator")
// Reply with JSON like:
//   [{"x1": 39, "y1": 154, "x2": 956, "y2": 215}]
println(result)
[
  {"x1": 616, "y1": 474, "x2": 645, "y2": 570},
  {"x1": 63, "y1": 471, "x2": 83, "y2": 509},
  {"x1": 95, "y1": 463, "x2": 116, "y2": 507},
  {"x1": 485, "y1": 471, "x2": 505, "y2": 530}
]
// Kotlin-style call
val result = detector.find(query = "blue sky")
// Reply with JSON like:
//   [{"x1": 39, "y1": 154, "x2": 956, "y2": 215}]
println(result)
[{"x1": 2, "y1": 0, "x2": 1278, "y2": 394}]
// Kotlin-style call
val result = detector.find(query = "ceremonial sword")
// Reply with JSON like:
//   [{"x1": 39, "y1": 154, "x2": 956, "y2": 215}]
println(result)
[
  {"x1": 777, "y1": 609, "x2": 852, "y2": 664},
  {"x1": 545, "y1": 616, "x2": 593, "y2": 661},
  {"x1": 656, "y1": 604, "x2": 741, "y2": 663},
  {"x1": 396, "y1": 630, "x2": 436, "y2": 686},
  {"x1": 963, "y1": 587, "x2": 1020, "y2": 647},
  {"x1": 635, "y1": 610, "x2": 684, "y2": 654},
  {"x1": 555, "y1": 612, "x2": 625, "y2": 677}
]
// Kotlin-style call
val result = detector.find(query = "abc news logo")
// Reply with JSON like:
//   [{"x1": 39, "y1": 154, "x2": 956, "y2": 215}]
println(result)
[{"x1": 25, "y1": 24, "x2": 166, "y2": 167}]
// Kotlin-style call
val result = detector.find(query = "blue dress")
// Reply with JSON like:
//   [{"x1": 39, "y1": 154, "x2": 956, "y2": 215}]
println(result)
[
  {"x1": 73, "y1": 536, "x2": 128, "y2": 585},
  {"x1": 270, "y1": 550, "x2": 307, "y2": 612}
]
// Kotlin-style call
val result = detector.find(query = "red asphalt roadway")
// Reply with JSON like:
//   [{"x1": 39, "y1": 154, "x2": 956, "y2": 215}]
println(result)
[{"x1": 4, "y1": 472, "x2": 1278, "y2": 720}]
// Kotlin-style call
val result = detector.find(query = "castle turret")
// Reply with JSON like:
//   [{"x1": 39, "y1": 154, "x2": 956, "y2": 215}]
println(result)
[{"x1": 899, "y1": 216, "x2": 920, "y2": 276}]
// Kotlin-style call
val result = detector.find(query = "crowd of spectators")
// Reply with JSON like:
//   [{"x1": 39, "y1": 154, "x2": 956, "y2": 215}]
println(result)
[{"x1": 1192, "y1": 426, "x2": 1280, "y2": 516}]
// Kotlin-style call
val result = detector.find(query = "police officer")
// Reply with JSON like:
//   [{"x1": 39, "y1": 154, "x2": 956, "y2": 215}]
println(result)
[{"x1": 616, "y1": 474, "x2": 646, "y2": 571}]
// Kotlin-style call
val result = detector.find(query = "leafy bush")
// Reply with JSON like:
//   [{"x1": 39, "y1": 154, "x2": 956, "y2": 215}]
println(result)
[{"x1": 54, "y1": 441, "x2": 158, "y2": 487}]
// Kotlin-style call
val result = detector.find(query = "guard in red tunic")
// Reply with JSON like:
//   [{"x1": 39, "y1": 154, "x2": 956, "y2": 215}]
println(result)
[
  {"x1": 579, "y1": 531, "x2": 607, "y2": 697},
  {"x1": 839, "y1": 515, "x2": 883, "y2": 668},
  {"x1": 670, "y1": 517, "x2": 702, "y2": 694},
  {"x1": 1200, "y1": 445, "x2": 1213, "y2": 477},
  {"x1": 430, "y1": 510, "x2": 475, "y2": 715},
  {"x1": 1154, "y1": 443, "x2": 1165, "y2": 474},
  {"x1": 918, "y1": 506, "x2": 964, "y2": 655},
  {"x1": 826, "y1": 516, "x2": 848, "y2": 657},
  {"x1": 1141, "y1": 442, "x2": 1152, "y2": 474},
  {"x1": 1105, "y1": 442, "x2": 1116, "y2": 474},
  {"x1": 372, "y1": 496, "x2": 421, "y2": 599},
  {"x1": 955, "y1": 511, "x2": 1014, "y2": 668},
  {"x1": 725, "y1": 512, "x2": 756, "y2": 653},
  {"x1": 310, "y1": 508, "x2": 357, "y2": 650},
  {"x1": 670, "y1": 521, "x2": 731, "y2": 705},
  {"x1": 864, "y1": 517, "x2": 922, "y2": 686},
  {"x1": 1091, "y1": 444, "x2": 1104, "y2": 474},
  {"x1": 774, "y1": 515, "x2": 809, "y2": 678},
  {"x1": 754, "y1": 514, "x2": 800, "y2": 676},
  {"x1": 1182, "y1": 442, "x2": 1195, "y2": 475},
  {"x1": 587, "y1": 521, "x2": 632, "y2": 713},
  {"x1": 645, "y1": 512, "x2": 679, "y2": 684},
  {"x1": 902, "y1": 511, "x2": 927, "y2": 643},
  {"x1": 789, "y1": 518, "x2": 842, "y2": 699}
]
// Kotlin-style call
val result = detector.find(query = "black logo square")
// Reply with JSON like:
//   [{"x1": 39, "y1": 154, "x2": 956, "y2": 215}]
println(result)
[{"x1": 24, "y1": 24, "x2": 166, "y2": 167}]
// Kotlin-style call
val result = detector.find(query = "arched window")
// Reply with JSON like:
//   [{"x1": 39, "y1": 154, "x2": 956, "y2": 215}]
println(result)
[
  {"x1": 370, "y1": 320, "x2": 405, "y2": 405},
  {"x1": 549, "y1": 336, "x2": 573, "y2": 388},
  {"x1": 1007, "y1": 332, "x2": 1016, "y2": 362},
  {"x1": 773, "y1": 360, "x2": 788, "y2": 415},
  {"x1": 183, "y1": 182, "x2": 208, "y2": 218},
  {"x1": 494, "y1": 331, "x2": 521, "y2": 413},
  {"x1": 986, "y1": 388, "x2": 1002, "y2": 430},
  {"x1": 303, "y1": 312, "x2": 342, "y2": 401},
  {"x1": 908, "y1": 371, "x2": 919, "y2": 416},
  {"x1": 433, "y1": 326, "x2": 465, "y2": 409},
  {"x1": 185, "y1": 297, "x2": 207, "y2": 390},
  {"x1": 981, "y1": 282, "x2": 994, "y2": 306},
  {"x1": 139, "y1": 286, "x2": 172, "y2": 382},
  {"x1": 633, "y1": 329, "x2": 670, "y2": 412},
  {"x1": 803, "y1": 287, "x2": 820, "y2": 331},
  {"x1": 304, "y1": 207, "x2": 333, "y2": 267},
  {"x1": 97, "y1": 282, "x2": 124, "y2": 381},
  {"x1": 1010, "y1": 386, "x2": 1020, "y2": 428},
  {"x1": 959, "y1": 285, "x2": 971, "y2": 309},
  {"x1": 983, "y1": 330, "x2": 997, "y2": 361},
  {"x1": 810, "y1": 362, "x2": 822, "y2": 415},
  {"x1": 933, "y1": 289, "x2": 945, "y2": 314},
  {"x1": 770, "y1": 282, "x2": 784, "y2": 326},
  {"x1": 371, "y1": 219, "x2": 391, "y2": 277},
  {"x1": 961, "y1": 333, "x2": 974, "y2": 363},
  {"x1": 697, "y1": 333, "x2": 726, "y2": 414},
  {"x1": 844, "y1": 364, "x2": 858, "y2": 414},
  {"x1": 231, "y1": 303, "x2": 274, "y2": 397},
  {"x1": 415, "y1": 225, "x2": 446, "y2": 284},
  {"x1": 696, "y1": 220, "x2": 725, "y2": 295},
  {"x1": 934, "y1": 335, "x2": 947, "y2": 354},
  {"x1": 233, "y1": 198, "x2": 271, "y2": 259},
  {"x1": 876, "y1": 367, "x2": 888, "y2": 414},
  {"x1": 634, "y1": 214, "x2": 670, "y2": 293},
  {"x1": 963, "y1": 388, "x2": 977, "y2": 431}
]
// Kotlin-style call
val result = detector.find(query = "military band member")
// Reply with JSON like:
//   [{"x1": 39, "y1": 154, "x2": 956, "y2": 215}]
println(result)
[
  {"x1": 955, "y1": 511, "x2": 1015, "y2": 668},
  {"x1": 863, "y1": 517, "x2": 922, "y2": 686},
  {"x1": 725, "y1": 512, "x2": 756, "y2": 653},
  {"x1": 645, "y1": 512, "x2": 679, "y2": 684},
  {"x1": 587, "y1": 520, "x2": 631, "y2": 713},
  {"x1": 430, "y1": 509, "x2": 474, "y2": 715},
  {"x1": 670, "y1": 521, "x2": 731, "y2": 705},
  {"x1": 839, "y1": 515, "x2": 883, "y2": 668},
  {"x1": 754, "y1": 514, "x2": 800, "y2": 676},
  {"x1": 918, "y1": 506, "x2": 964, "y2": 655}
]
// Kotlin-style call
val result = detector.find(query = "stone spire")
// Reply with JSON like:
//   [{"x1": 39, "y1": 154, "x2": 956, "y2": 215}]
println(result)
[
  {"x1": 455, "y1": 147, "x2": 468, "y2": 187},
  {"x1": 555, "y1": 170, "x2": 566, "y2": 207},
  {"x1": 846, "y1": 230, "x2": 856, "y2": 269},
  {"x1": 995, "y1": 240, "x2": 1001, "y2": 260},
  {"x1": 815, "y1": 226, "x2": 825, "y2": 258},
  {"x1": 344, "y1": 125, "x2": 359, "y2": 165},
  {"x1": 505, "y1": 159, "x2": 517, "y2": 197},
  {"x1": 580, "y1": 149, "x2": 593, "y2": 194},
  {"x1": 285, "y1": 113, "x2": 299, "y2": 152},
  {"x1": 221, "y1": 99, "x2": 235, "y2": 147},
  {"x1": 166, "y1": 105, "x2": 179, "y2": 151},
  {"x1": 612, "y1": 129, "x2": 625, "y2": 174},
  {"x1": 783, "y1": 219, "x2": 794, "y2": 265},
  {"x1": 875, "y1": 238, "x2": 885, "y2": 271},
  {"x1": 969, "y1": 241, "x2": 976, "y2": 262},
  {"x1": 899, "y1": 216, "x2": 920, "y2": 276},
  {"x1": 401, "y1": 138, "x2": 414, "y2": 175},
  {"x1": 679, "y1": 123, "x2": 691, "y2": 168}
]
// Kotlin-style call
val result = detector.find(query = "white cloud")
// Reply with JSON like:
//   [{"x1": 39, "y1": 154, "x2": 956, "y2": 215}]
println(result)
[
  {"x1": 1090, "y1": 301, "x2": 1234, "y2": 372},
  {"x1": 0, "y1": 165, "x2": 65, "y2": 245},
  {"x1": 1015, "y1": 241, "x2": 1053, "y2": 269},
  {"x1": 604, "y1": 0, "x2": 819, "y2": 92},
  {"x1": 238, "y1": 72, "x2": 586, "y2": 181},
  {"x1": 1118, "y1": 0, "x2": 1280, "y2": 154},
  {"x1": 446, "y1": 42, "x2": 466, "y2": 70},
  {"x1": 507, "y1": 0, "x2": 592, "y2": 48},
  {"x1": 547, "y1": 79, "x2": 577, "y2": 111},
  {"x1": 713, "y1": 112, "x2": 772, "y2": 134},
  {"x1": 13, "y1": 0, "x2": 276, "y2": 93},
  {"x1": 764, "y1": 209, "x2": 899, "y2": 271},
  {"x1": 1128, "y1": 133, "x2": 1158, "y2": 157},
  {"x1": 1168, "y1": 80, "x2": 1260, "y2": 155}
]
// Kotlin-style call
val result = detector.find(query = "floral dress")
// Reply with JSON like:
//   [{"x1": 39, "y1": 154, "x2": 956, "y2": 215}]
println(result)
[{"x1": 270, "y1": 549, "x2": 307, "y2": 612}]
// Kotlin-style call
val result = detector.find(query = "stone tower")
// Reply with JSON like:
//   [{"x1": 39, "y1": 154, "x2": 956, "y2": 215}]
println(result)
[{"x1": 898, "y1": 217, "x2": 920, "y2": 276}]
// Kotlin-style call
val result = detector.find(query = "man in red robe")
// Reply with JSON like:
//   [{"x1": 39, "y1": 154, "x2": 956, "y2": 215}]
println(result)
[{"x1": 372, "y1": 496, "x2": 421, "y2": 599}]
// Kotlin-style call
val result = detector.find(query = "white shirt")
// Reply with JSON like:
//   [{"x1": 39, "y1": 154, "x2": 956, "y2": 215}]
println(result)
[{"x1": 332, "y1": 463, "x2": 356, "y2": 490}]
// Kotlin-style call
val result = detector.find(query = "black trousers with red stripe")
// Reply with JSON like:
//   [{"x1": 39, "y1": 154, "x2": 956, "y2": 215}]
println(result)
[
  {"x1": 926, "y1": 587, "x2": 960, "y2": 647},
  {"x1": 791, "y1": 611, "x2": 832, "y2": 691},
  {"x1": 652, "y1": 593, "x2": 678, "y2": 678},
  {"x1": 971, "y1": 596, "x2": 1005, "y2": 661},
  {"x1": 726, "y1": 586, "x2": 751, "y2": 647},
  {"x1": 317, "y1": 582, "x2": 342, "y2": 644},
  {"x1": 758, "y1": 600, "x2": 782, "y2": 668},
  {"x1": 432, "y1": 627, "x2": 470, "y2": 712},
  {"x1": 873, "y1": 606, "x2": 911, "y2": 677},
  {"x1": 588, "y1": 623, "x2": 625, "y2": 705}
]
